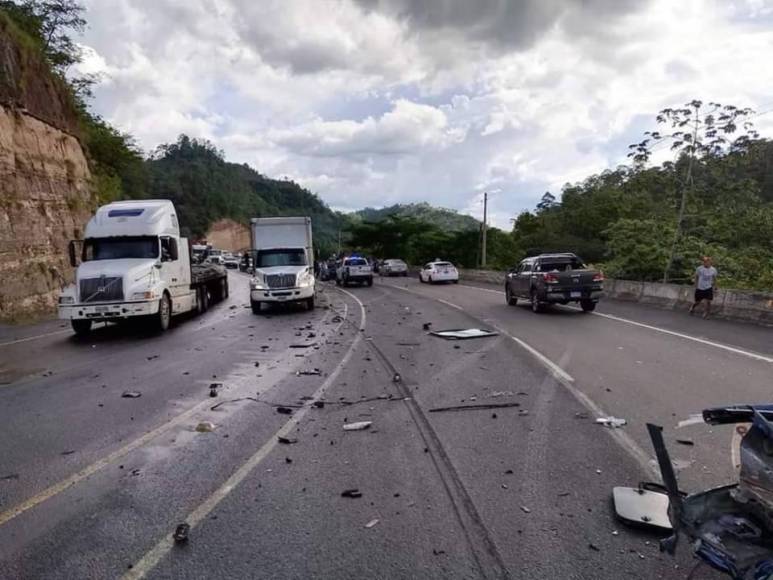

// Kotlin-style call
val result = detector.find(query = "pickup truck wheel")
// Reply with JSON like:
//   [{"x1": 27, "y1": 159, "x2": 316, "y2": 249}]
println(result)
[
  {"x1": 71, "y1": 319, "x2": 92, "y2": 336},
  {"x1": 452, "y1": 279, "x2": 459, "y2": 284},
  {"x1": 198, "y1": 286, "x2": 209, "y2": 314},
  {"x1": 251, "y1": 300, "x2": 262, "y2": 314},
  {"x1": 428, "y1": 275, "x2": 434, "y2": 284},
  {"x1": 506, "y1": 285, "x2": 518, "y2": 306},
  {"x1": 305, "y1": 295, "x2": 315, "y2": 310},
  {"x1": 530, "y1": 291, "x2": 544, "y2": 313},
  {"x1": 580, "y1": 299, "x2": 596, "y2": 313},
  {"x1": 155, "y1": 293, "x2": 172, "y2": 331},
  {"x1": 221, "y1": 278, "x2": 229, "y2": 300}
]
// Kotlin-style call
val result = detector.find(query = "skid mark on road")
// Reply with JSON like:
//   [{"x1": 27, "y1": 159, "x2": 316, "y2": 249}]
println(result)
[
  {"x1": 0, "y1": 329, "x2": 70, "y2": 348},
  {"x1": 123, "y1": 291, "x2": 363, "y2": 579}
]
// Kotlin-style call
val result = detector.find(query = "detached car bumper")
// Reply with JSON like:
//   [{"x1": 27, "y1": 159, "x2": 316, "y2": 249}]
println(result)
[
  {"x1": 251, "y1": 285, "x2": 314, "y2": 303},
  {"x1": 59, "y1": 300, "x2": 158, "y2": 320}
]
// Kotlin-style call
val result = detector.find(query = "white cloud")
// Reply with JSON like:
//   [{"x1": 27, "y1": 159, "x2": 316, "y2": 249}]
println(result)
[{"x1": 75, "y1": 0, "x2": 773, "y2": 229}]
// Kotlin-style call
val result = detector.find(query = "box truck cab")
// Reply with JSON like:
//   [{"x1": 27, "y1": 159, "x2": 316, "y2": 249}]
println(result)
[
  {"x1": 59, "y1": 200, "x2": 228, "y2": 336},
  {"x1": 249, "y1": 217, "x2": 315, "y2": 314}
]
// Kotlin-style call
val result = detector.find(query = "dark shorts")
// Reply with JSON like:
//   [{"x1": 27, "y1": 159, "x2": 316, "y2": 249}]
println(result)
[{"x1": 695, "y1": 287, "x2": 714, "y2": 302}]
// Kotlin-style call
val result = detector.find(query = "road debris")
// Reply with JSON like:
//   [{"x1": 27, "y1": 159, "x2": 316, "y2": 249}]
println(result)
[
  {"x1": 313, "y1": 401, "x2": 325, "y2": 409},
  {"x1": 209, "y1": 382, "x2": 222, "y2": 397},
  {"x1": 676, "y1": 438, "x2": 695, "y2": 446},
  {"x1": 518, "y1": 410, "x2": 530, "y2": 416},
  {"x1": 489, "y1": 391, "x2": 514, "y2": 398},
  {"x1": 392, "y1": 373, "x2": 402, "y2": 383},
  {"x1": 520, "y1": 506, "x2": 531, "y2": 514},
  {"x1": 341, "y1": 488, "x2": 362, "y2": 498},
  {"x1": 61, "y1": 450, "x2": 75, "y2": 456},
  {"x1": 343, "y1": 421, "x2": 372, "y2": 431},
  {"x1": 173, "y1": 523, "x2": 190, "y2": 543},
  {"x1": 289, "y1": 343, "x2": 316, "y2": 349},
  {"x1": 422, "y1": 322, "x2": 432, "y2": 330},
  {"x1": 588, "y1": 543, "x2": 600, "y2": 552},
  {"x1": 146, "y1": 355, "x2": 159, "y2": 361},
  {"x1": 195, "y1": 422, "x2": 216, "y2": 433},
  {"x1": 429, "y1": 402, "x2": 521, "y2": 413},
  {"x1": 296, "y1": 369, "x2": 322, "y2": 376},
  {"x1": 365, "y1": 518, "x2": 380, "y2": 529},
  {"x1": 121, "y1": 391, "x2": 142, "y2": 398},
  {"x1": 278, "y1": 436, "x2": 298, "y2": 444},
  {"x1": 276, "y1": 407, "x2": 293, "y2": 415},
  {"x1": 1, "y1": 473, "x2": 19, "y2": 481},
  {"x1": 430, "y1": 328, "x2": 499, "y2": 340},
  {"x1": 596, "y1": 416, "x2": 627, "y2": 428}
]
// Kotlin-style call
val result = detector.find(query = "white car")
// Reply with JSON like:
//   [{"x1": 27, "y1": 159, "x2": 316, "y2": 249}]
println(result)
[
  {"x1": 336, "y1": 257, "x2": 373, "y2": 286},
  {"x1": 381, "y1": 259, "x2": 408, "y2": 277},
  {"x1": 419, "y1": 261, "x2": 459, "y2": 284}
]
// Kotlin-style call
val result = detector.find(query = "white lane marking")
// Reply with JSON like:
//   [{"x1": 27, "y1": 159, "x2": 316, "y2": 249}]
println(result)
[
  {"x1": 123, "y1": 289, "x2": 366, "y2": 580},
  {"x1": 383, "y1": 280, "x2": 658, "y2": 478},
  {"x1": 458, "y1": 284, "x2": 504, "y2": 296},
  {"x1": 0, "y1": 329, "x2": 70, "y2": 347},
  {"x1": 437, "y1": 298, "x2": 463, "y2": 311}
]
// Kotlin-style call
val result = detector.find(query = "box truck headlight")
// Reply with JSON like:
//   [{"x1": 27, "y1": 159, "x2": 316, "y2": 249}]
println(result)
[
  {"x1": 297, "y1": 270, "x2": 314, "y2": 287},
  {"x1": 250, "y1": 277, "x2": 265, "y2": 290}
]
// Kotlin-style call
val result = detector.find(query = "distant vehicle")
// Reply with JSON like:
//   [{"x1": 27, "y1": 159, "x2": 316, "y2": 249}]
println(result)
[
  {"x1": 319, "y1": 261, "x2": 336, "y2": 281},
  {"x1": 223, "y1": 254, "x2": 239, "y2": 269},
  {"x1": 239, "y1": 253, "x2": 252, "y2": 272},
  {"x1": 206, "y1": 254, "x2": 225, "y2": 265},
  {"x1": 58, "y1": 200, "x2": 228, "y2": 336},
  {"x1": 419, "y1": 261, "x2": 459, "y2": 284},
  {"x1": 381, "y1": 259, "x2": 408, "y2": 277},
  {"x1": 336, "y1": 256, "x2": 373, "y2": 286},
  {"x1": 249, "y1": 217, "x2": 315, "y2": 313},
  {"x1": 505, "y1": 253, "x2": 603, "y2": 313}
]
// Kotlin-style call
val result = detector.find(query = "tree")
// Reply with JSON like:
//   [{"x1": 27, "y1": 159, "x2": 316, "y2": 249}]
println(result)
[
  {"x1": 536, "y1": 191, "x2": 558, "y2": 211},
  {"x1": 628, "y1": 100, "x2": 759, "y2": 282}
]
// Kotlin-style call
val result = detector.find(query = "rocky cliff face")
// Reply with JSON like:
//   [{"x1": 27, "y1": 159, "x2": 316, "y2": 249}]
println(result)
[
  {"x1": 205, "y1": 219, "x2": 250, "y2": 252},
  {"x1": 0, "y1": 104, "x2": 94, "y2": 322}
]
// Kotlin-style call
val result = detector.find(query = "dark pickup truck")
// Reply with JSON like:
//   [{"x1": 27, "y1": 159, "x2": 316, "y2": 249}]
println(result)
[{"x1": 504, "y1": 253, "x2": 603, "y2": 313}]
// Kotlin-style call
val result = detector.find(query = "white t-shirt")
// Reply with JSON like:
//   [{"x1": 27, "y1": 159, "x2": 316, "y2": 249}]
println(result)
[{"x1": 696, "y1": 266, "x2": 718, "y2": 290}]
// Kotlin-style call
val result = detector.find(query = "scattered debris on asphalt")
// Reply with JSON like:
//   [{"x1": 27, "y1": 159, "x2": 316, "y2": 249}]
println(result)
[
  {"x1": 313, "y1": 401, "x2": 325, "y2": 409},
  {"x1": 121, "y1": 391, "x2": 142, "y2": 398},
  {"x1": 676, "y1": 438, "x2": 695, "y2": 446},
  {"x1": 588, "y1": 543, "x2": 600, "y2": 552},
  {"x1": 343, "y1": 421, "x2": 372, "y2": 431},
  {"x1": 575, "y1": 411, "x2": 590, "y2": 419},
  {"x1": 278, "y1": 436, "x2": 298, "y2": 444},
  {"x1": 146, "y1": 355, "x2": 159, "y2": 361},
  {"x1": 489, "y1": 391, "x2": 514, "y2": 398},
  {"x1": 276, "y1": 407, "x2": 293, "y2": 415},
  {"x1": 209, "y1": 382, "x2": 222, "y2": 398},
  {"x1": 365, "y1": 518, "x2": 380, "y2": 529},
  {"x1": 430, "y1": 328, "x2": 498, "y2": 340},
  {"x1": 1, "y1": 473, "x2": 19, "y2": 481},
  {"x1": 173, "y1": 523, "x2": 190, "y2": 543},
  {"x1": 61, "y1": 450, "x2": 75, "y2": 456},
  {"x1": 429, "y1": 402, "x2": 521, "y2": 413},
  {"x1": 596, "y1": 416, "x2": 627, "y2": 428},
  {"x1": 296, "y1": 369, "x2": 322, "y2": 376},
  {"x1": 422, "y1": 323, "x2": 432, "y2": 330},
  {"x1": 519, "y1": 409, "x2": 530, "y2": 416},
  {"x1": 195, "y1": 422, "x2": 216, "y2": 433},
  {"x1": 285, "y1": 457, "x2": 292, "y2": 464},
  {"x1": 392, "y1": 373, "x2": 402, "y2": 383},
  {"x1": 397, "y1": 342, "x2": 421, "y2": 346},
  {"x1": 520, "y1": 506, "x2": 531, "y2": 514},
  {"x1": 341, "y1": 488, "x2": 362, "y2": 498},
  {"x1": 289, "y1": 343, "x2": 316, "y2": 349},
  {"x1": 612, "y1": 486, "x2": 672, "y2": 530}
]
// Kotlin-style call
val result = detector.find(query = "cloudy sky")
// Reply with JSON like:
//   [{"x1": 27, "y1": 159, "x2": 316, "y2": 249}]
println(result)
[{"x1": 75, "y1": 0, "x2": 773, "y2": 228}]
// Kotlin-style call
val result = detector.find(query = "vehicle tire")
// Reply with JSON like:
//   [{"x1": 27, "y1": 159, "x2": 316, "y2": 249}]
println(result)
[
  {"x1": 452, "y1": 279, "x2": 459, "y2": 284},
  {"x1": 505, "y1": 285, "x2": 517, "y2": 306},
  {"x1": 155, "y1": 293, "x2": 172, "y2": 331},
  {"x1": 221, "y1": 277, "x2": 229, "y2": 300},
  {"x1": 335, "y1": 277, "x2": 341, "y2": 286},
  {"x1": 197, "y1": 286, "x2": 209, "y2": 314},
  {"x1": 428, "y1": 276, "x2": 433, "y2": 284},
  {"x1": 251, "y1": 300, "x2": 262, "y2": 314},
  {"x1": 71, "y1": 319, "x2": 92, "y2": 336},
  {"x1": 530, "y1": 290, "x2": 544, "y2": 313},
  {"x1": 580, "y1": 299, "x2": 596, "y2": 313},
  {"x1": 366, "y1": 277, "x2": 373, "y2": 287},
  {"x1": 305, "y1": 295, "x2": 315, "y2": 310},
  {"x1": 402, "y1": 272, "x2": 408, "y2": 277},
  {"x1": 419, "y1": 274, "x2": 424, "y2": 283}
]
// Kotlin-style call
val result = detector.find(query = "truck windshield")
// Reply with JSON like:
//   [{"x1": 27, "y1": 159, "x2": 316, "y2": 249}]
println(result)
[
  {"x1": 83, "y1": 236, "x2": 159, "y2": 261},
  {"x1": 256, "y1": 249, "x2": 307, "y2": 267}
]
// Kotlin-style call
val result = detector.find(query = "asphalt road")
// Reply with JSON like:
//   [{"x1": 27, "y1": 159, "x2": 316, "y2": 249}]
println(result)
[{"x1": 1, "y1": 271, "x2": 769, "y2": 579}]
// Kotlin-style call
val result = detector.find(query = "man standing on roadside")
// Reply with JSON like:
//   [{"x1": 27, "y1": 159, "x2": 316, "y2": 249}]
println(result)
[{"x1": 689, "y1": 256, "x2": 718, "y2": 318}]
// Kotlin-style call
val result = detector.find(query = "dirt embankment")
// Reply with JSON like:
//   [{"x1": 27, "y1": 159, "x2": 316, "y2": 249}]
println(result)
[{"x1": 205, "y1": 219, "x2": 250, "y2": 252}]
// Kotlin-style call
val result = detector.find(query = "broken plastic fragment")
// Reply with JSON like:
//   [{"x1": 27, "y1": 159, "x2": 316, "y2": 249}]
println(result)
[
  {"x1": 121, "y1": 391, "x2": 141, "y2": 398},
  {"x1": 195, "y1": 422, "x2": 216, "y2": 433},
  {"x1": 612, "y1": 487, "x2": 672, "y2": 530},
  {"x1": 278, "y1": 436, "x2": 298, "y2": 444},
  {"x1": 173, "y1": 523, "x2": 190, "y2": 543},
  {"x1": 343, "y1": 421, "x2": 372, "y2": 431},
  {"x1": 341, "y1": 488, "x2": 362, "y2": 498},
  {"x1": 596, "y1": 416, "x2": 627, "y2": 428},
  {"x1": 276, "y1": 407, "x2": 293, "y2": 415},
  {"x1": 365, "y1": 518, "x2": 380, "y2": 529},
  {"x1": 430, "y1": 328, "x2": 498, "y2": 340}
]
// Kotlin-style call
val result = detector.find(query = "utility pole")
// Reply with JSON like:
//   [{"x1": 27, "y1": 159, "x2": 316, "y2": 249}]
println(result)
[
  {"x1": 337, "y1": 229, "x2": 342, "y2": 256},
  {"x1": 481, "y1": 191, "x2": 488, "y2": 268}
]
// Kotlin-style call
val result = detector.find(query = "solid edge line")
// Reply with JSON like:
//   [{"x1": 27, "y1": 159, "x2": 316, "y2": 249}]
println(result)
[
  {"x1": 122, "y1": 290, "x2": 365, "y2": 580},
  {"x1": 0, "y1": 329, "x2": 70, "y2": 348}
]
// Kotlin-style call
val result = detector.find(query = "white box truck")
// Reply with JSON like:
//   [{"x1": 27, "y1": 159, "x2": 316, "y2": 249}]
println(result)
[
  {"x1": 58, "y1": 200, "x2": 229, "y2": 336},
  {"x1": 249, "y1": 217, "x2": 315, "y2": 313}
]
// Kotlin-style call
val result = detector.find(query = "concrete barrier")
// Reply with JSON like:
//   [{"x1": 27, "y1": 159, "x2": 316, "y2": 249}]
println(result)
[{"x1": 455, "y1": 268, "x2": 773, "y2": 326}]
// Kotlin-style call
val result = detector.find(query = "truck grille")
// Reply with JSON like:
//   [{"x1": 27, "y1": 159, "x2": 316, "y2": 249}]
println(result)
[
  {"x1": 265, "y1": 274, "x2": 296, "y2": 289},
  {"x1": 80, "y1": 276, "x2": 124, "y2": 302}
]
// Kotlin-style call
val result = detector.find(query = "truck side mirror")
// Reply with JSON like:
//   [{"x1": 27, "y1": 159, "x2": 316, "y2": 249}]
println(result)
[{"x1": 68, "y1": 240, "x2": 82, "y2": 267}]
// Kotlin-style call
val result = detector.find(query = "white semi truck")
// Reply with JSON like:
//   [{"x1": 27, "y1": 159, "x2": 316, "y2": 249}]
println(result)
[
  {"x1": 249, "y1": 217, "x2": 315, "y2": 314},
  {"x1": 59, "y1": 200, "x2": 228, "y2": 336}
]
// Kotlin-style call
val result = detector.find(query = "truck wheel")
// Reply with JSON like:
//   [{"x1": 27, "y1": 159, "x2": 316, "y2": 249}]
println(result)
[
  {"x1": 452, "y1": 279, "x2": 459, "y2": 284},
  {"x1": 505, "y1": 285, "x2": 518, "y2": 306},
  {"x1": 71, "y1": 319, "x2": 92, "y2": 336},
  {"x1": 156, "y1": 293, "x2": 172, "y2": 331},
  {"x1": 530, "y1": 290, "x2": 544, "y2": 313},
  {"x1": 251, "y1": 300, "x2": 262, "y2": 314},
  {"x1": 366, "y1": 277, "x2": 373, "y2": 287},
  {"x1": 221, "y1": 278, "x2": 229, "y2": 300},
  {"x1": 197, "y1": 286, "x2": 209, "y2": 314},
  {"x1": 580, "y1": 299, "x2": 596, "y2": 313},
  {"x1": 305, "y1": 295, "x2": 315, "y2": 310},
  {"x1": 402, "y1": 272, "x2": 408, "y2": 277}
]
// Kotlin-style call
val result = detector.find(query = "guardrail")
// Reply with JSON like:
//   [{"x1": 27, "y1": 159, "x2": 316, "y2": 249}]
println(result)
[{"x1": 456, "y1": 269, "x2": 773, "y2": 326}]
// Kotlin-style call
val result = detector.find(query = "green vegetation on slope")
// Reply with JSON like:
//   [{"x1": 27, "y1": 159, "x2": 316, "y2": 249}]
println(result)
[{"x1": 353, "y1": 202, "x2": 480, "y2": 232}]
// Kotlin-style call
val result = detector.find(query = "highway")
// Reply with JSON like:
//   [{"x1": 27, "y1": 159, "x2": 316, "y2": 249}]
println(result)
[{"x1": 1, "y1": 271, "x2": 770, "y2": 579}]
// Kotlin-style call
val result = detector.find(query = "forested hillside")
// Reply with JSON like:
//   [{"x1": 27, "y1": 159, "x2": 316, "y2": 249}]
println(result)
[{"x1": 353, "y1": 203, "x2": 480, "y2": 232}]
